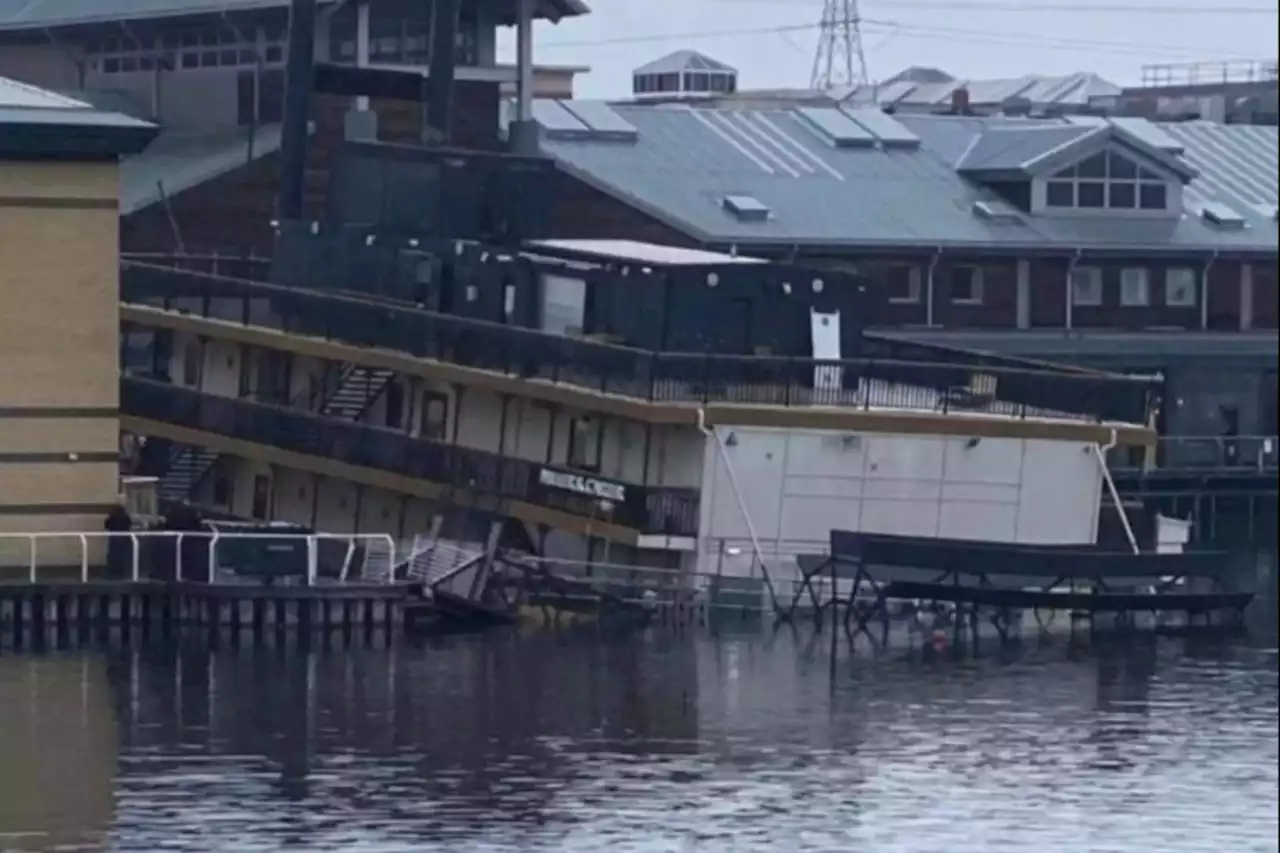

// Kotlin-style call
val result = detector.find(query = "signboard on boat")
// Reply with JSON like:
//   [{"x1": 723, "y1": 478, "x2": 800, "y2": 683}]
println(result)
[{"x1": 537, "y1": 468, "x2": 627, "y2": 504}]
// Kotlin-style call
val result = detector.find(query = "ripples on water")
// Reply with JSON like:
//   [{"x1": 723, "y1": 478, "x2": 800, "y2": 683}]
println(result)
[{"x1": 0, "y1": 628, "x2": 1276, "y2": 853}]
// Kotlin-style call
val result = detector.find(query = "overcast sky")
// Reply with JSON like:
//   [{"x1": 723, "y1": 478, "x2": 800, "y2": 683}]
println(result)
[{"x1": 497, "y1": 0, "x2": 1280, "y2": 98}]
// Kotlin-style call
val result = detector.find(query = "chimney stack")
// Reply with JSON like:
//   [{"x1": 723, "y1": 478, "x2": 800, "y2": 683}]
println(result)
[{"x1": 951, "y1": 86, "x2": 971, "y2": 115}]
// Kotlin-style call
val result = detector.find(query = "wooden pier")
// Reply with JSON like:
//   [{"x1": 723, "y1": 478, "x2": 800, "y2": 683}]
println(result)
[{"x1": 0, "y1": 530, "x2": 408, "y2": 648}]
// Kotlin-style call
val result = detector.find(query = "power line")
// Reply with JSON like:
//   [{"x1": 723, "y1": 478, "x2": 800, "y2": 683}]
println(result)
[
  {"x1": 537, "y1": 20, "x2": 1256, "y2": 62},
  {"x1": 723, "y1": 0, "x2": 1275, "y2": 11}
]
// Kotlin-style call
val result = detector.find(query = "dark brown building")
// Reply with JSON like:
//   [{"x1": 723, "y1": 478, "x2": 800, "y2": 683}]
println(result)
[{"x1": 522, "y1": 99, "x2": 1278, "y2": 444}]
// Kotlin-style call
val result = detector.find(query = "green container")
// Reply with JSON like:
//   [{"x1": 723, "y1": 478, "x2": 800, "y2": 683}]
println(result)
[{"x1": 208, "y1": 521, "x2": 310, "y2": 580}]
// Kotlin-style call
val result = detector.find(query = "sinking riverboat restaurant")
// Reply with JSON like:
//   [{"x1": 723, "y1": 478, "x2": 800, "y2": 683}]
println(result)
[{"x1": 0, "y1": 0, "x2": 1169, "y2": 592}]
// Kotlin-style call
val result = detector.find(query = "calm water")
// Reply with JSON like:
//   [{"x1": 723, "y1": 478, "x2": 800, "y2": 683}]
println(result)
[{"x1": 1, "y1": 626, "x2": 1276, "y2": 853}]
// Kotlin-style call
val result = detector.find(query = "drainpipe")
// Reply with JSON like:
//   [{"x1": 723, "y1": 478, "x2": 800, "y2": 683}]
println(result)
[
  {"x1": 925, "y1": 247, "x2": 942, "y2": 327},
  {"x1": 1065, "y1": 248, "x2": 1083, "y2": 330},
  {"x1": 277, "y1": 0, "x2": 317, "y2": 221},
  {"x1": 1200, "y1": 250, "x2": 1219, "y2": 331},
  {"x1": 1094, "y1": 428, "x2": 1140, "y2": 555},
  {"x1": 696, "y1": 409, "x2": 780, "y2": 613}
]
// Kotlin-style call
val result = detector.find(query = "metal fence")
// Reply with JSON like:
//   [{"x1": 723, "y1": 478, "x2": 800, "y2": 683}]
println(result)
[{"x1": 0, "y1": 531, "x2": 396, "y2": 586}]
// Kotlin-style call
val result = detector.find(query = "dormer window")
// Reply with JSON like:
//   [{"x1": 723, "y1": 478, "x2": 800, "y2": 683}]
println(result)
[{"x1": 1045, "y1": 151, "x2": 1169, "y2": 211}]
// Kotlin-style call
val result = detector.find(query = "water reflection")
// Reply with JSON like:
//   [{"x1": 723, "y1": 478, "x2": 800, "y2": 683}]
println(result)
[{"x1": 0, "y1": 628, "x2": 1276, "y2": 853}]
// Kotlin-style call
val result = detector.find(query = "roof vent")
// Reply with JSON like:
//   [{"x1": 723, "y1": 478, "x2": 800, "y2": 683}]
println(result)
[
  {"x1": 1200, "y1": 201, "x2": 1247, "y2": 229},
  {"x1": 971, "y1": 199, "x2": 1022, "y2": 225},
  {"x1": 722, "y1": 194, "x2": 770, "y2": 222}
]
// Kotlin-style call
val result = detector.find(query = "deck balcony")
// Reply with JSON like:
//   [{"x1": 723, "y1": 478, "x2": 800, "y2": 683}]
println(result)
[{"x1": 121, "y1": 261, "x2": 1159, "y2": 429}]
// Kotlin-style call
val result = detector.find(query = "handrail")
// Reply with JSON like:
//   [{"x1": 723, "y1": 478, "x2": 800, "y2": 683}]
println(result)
[
  {"x1": 120, "y1": 262, "x2": 1156, "y2": 424},
  {"x1": 1, "y1": 530, "x2": 396, "y2": 586},
  {"x1": 1112, "y1": 434, "x2": 1278, "y2": 473}
]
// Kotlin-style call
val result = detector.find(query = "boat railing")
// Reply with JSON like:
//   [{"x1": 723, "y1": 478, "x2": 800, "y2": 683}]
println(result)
[
  {"x1": 120, "y1": 377, "x2": 704, "y2": 537},
  {"x1": 0, "y1": 531, "x2": 396, "y2": 586},
  {"x1": 1116, "y1": 434, "x2": 1279, "y2": 474},
  {"x1": 120, "y1": 262, "x2": 1155, "y2": 425}
]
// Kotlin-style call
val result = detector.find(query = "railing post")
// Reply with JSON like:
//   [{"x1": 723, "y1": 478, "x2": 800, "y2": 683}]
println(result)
[
  {"x1": 175, "y1": 532, "x2": 185, "y2": 581},
  {"x1": 130, "y1": 533, "x2": 141, "y2": 582},
  {"x1": 306, "y1": 536, "x2": 318, "y2": 586},
  {"x1": 79, "y1": 534, "x2": 89, "y2": 583},
  {"x1": 28, "y1": 537, "x2": 37, "y2": 584},
  {"x1": 207, "y1": 532, "x2": 218, "y2": 584}
]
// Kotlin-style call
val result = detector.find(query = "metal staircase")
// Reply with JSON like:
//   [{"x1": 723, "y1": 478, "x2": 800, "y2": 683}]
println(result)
[
  {"x1": 319, "y1": 365, "x2": 396, "y2": 421},
  {"x1": 158, "y1": 446, "x2": 221, "y2": 503},
  {"x1": 151, "y1": 365, "x2": 395, "y2": 504}
]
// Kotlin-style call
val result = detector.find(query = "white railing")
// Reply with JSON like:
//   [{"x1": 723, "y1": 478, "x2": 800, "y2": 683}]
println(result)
[{"x1": 0, "y1": 531, "x2": 396, "y2": 586}]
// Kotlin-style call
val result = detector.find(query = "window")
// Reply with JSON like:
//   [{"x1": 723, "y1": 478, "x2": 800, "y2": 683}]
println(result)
[
  {"x1": 541, "y1": 274, "x2": 586, "y2": 336},
  {"x1": 568, "y1": 417, "x2": 601, "y2": 471},
  {"x1": 1165, "y1": 267, "x2": 1197, "y2": 307},
  {"x1": 182, "y1": 342, "x2": 201, "y2": 387},
  {"x1": 886, "y1": 264, "x2": 921, "y2": 303},
  {"x1": 949, "y1": 265, "x2": 983, "y2": 304},
  {"x1": 419, "y1": 391, "x2": 449, "y2": 441},
  {"x1": 1070, "y1": 266, "x2": 1103, "y2": 306},
  {"x1": 1120, "y1": 268, "x2": 1151, "y2": 307},
  {"x1": 89, "y1": 24, "x2": 288, "y2": 74},
  {"x1": 1045, "y1": 150, "x2": 1170, "y2": 212}
]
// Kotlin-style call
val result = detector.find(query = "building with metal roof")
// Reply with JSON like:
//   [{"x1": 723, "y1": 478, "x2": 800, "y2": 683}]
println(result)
[
  {"x1": 534, "y1": 100, "x2": 1277, "y2": 256},
  {"x1": 0, "y1": 0, "x2": 588, "y2": 32},
  {"x1": 527, "y1": 97, "x2": 1277, "y2": 441}
]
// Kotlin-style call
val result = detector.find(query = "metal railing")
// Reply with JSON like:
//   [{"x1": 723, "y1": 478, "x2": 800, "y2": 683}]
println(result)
[
  {"x1": 0, "y1": 530, "x2": 396, "y2": 586},
  {"x1": 121, "y1": 262, "x2": 1157, "y2": 425},
  {"x1": 120, "y1": 250, "x2": 272, "y2": 280},
  {"x1": 1113, "y1": 435, "x2": 1279, "y2": 474},
  {"x1": 120, "y1": 377, "x2": 703, "y2": 536}
]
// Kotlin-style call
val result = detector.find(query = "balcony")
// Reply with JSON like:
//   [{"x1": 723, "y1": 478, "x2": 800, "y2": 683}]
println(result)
[
  {"x1": 120, "y1": 377, "x2": 700, "y2": 538},
  {"x1": 121, "y1": 263, "x2": 1158, "y2": 426}
]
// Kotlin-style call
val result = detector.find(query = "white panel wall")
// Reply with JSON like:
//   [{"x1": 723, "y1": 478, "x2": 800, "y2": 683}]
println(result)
[{"x1": 698, "y1": 425, "x2": 1103, "y2": 576}]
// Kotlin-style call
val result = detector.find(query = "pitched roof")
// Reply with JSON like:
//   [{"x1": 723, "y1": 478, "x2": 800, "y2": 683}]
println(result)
[
  {"x1": 120, "y1": 123, "x2": 290, "y2": 215},
  {"x1": 0, "y1": 74, "x2": 155, "y2": 156},
  {"x1": 844, "y1": 71, "x2": 1122, "y2": 111},
  {"x1": 536, "y1": 101, "x2": 1277, "y2": 255},
  {"x1": 0, "y1": 0, "x2": 587, "y2": 32},
  {"x1": 955, "y1": 122, "x2": 1198, "y2": 183},
  {"x1": 634, "y1": 50, "x2": 737, "y2": 76}
]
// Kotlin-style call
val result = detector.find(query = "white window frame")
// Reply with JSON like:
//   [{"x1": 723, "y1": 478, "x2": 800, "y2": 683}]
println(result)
[
  {"x1": 1043, "y1": 149, "x2": 1172, "y2": 213},
  {"x1": 887, "y1": 264, "x2": 922, "y2": 304},
  {"x1": 950, "y1": 265, "x2": 984, "y2": 305},
  {"x1": 1165, "y1": 267, "x2": 1198, "y2": 307},
  {"x1": 1120, "y1": 267, "x2": 1151, "y2": 307},
  {"x1": 1070, "y1": 265, "x2": 1104, "y2": 307}
]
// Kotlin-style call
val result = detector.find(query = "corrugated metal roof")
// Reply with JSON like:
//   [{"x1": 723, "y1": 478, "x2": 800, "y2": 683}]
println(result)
[
  {"x1": 120, "y1": 123, "x2": 289, "y2": 214},
  {"x1": 0, "y1": 73, "x2": 154, "y2": 130},
  {"x1": 956, "y1": 124, "x2": 1098, "y2": 173},
  {"x1": 0, "y1": 0, "x2": 587, "y2": 31},
  {"x1": 0, "y1": 0, "x2": 289, "y2": 30},
  {"x1": 847, "y1": 71, "x2": 1121, "y2": 110},
  {"x1": 633, "y1": 50, "x2": 737, "y2": 76},
  {"x1": 538, "y1": 103, "x2": 1278, "y2": 254}
]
